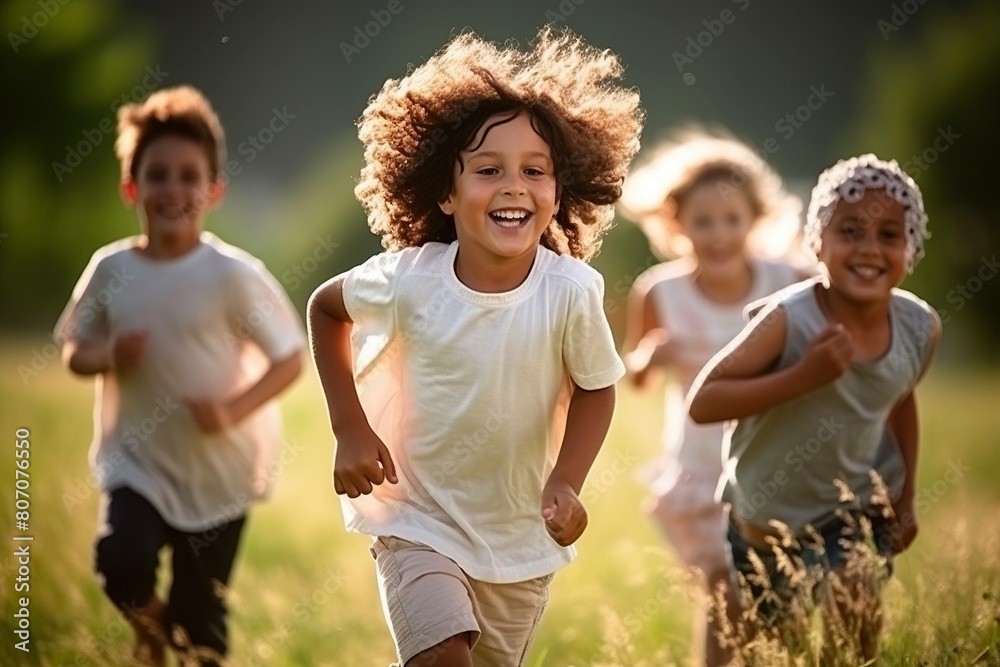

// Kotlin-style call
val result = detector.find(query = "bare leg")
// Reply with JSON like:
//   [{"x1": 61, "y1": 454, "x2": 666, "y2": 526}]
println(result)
[
  {"x1": 130, "y1": 595, "x2": 166, "y2": 666},
  {"x1": 703, "y1": 566, "x2": 742, "y2": 667},
  {"x1": 822, "y1": 559, "x2": 883, "y2": 665},
  {"x1": 405, "y1": 632, "x2": 473, "y2": 667}
]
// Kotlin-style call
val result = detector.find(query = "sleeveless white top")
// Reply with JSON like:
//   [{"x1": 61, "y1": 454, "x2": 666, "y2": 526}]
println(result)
[{"x1": 640, "y1": 257, "x2": 801, "y2": 490}]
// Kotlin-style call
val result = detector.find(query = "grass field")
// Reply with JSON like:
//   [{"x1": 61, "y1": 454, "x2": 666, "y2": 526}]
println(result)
[{"x1": 1, "y1": 336, "x2": 998, "y2": 666}]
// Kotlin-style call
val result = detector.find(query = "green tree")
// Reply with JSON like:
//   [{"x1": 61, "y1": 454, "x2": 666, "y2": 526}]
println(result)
[
  {"x1": 1, "y1": 0, "x2": 155, "y2": 330},
  {"x1": 847, "y1": 0, "x2": 1000, "y2": 359}
]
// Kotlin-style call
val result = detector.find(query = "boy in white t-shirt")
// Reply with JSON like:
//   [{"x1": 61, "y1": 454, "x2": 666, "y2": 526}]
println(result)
[
  {"x1": 309, "y1": 28, "x2": 643, "y2": 667},
  {"x1": 56, "y1": 86, "x2": 305, "y2": 666}
]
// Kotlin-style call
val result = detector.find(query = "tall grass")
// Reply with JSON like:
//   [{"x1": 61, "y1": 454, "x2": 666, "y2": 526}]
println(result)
[{"x1": 1, "y1": 336, "x2": 997, "y2": 665}]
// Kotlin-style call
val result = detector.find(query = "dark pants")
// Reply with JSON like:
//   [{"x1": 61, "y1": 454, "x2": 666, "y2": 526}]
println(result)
[
  {"x1": 95, "y1": 487, "x2": 247, "y2": 665},
  {"x1": 727, "y1": 508, "x2": 894, "y2": 628}
]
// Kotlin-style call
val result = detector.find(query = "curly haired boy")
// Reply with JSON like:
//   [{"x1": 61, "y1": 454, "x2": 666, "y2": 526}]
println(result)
[{"x1": 309, "y1": 27, "x2": 643, "y2": 667}]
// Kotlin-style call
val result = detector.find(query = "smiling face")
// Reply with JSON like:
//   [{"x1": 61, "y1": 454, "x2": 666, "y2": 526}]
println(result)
[
  {"x1": 817, "y1": 188, "x2": 908, "y2": 304},
  {"x1": 439, "y1": 111, "x2": 559, "y2": 288},
  {"x1": 675, "y1": 179, "x2": 755, "y2": 271},
  {"x1": 122, "y1": 134, "x2": 223, "y2": 258}
]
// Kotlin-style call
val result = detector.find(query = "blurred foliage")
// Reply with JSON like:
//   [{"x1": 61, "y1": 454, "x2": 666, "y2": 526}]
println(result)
[
  {"x1": 1, "y1": 0, "x2": 155, "y2": 331},
  {"x1": 847, "y1": 0, "x2": 1000, "y2": 359},
  {"x1": 2, "y1": 0, "x2": 996, "y2": 367}
]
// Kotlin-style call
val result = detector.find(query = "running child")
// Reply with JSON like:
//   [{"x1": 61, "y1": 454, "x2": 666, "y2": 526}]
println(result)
[
  {"x1": 56, "y1": 86, "x2": 305, "y2": 666},
  {"x1": 308, "y1": 27, "x2": 643, "y2": 667},
  {"x1": 688, "y1": 154, "x2": 940, "y2": 662},
  {"x1": 619, "y1": 128, "x2": 810, "y2": 666}
]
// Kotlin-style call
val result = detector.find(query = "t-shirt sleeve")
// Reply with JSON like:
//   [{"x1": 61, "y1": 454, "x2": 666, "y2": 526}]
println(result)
[
  {"x1": 53, "y1": 252, "x2": 111, "y2": 345},
  {"x1": 564, "y1": 273, "x2": 626, "y2": 390},
  {"x1": 342, "y1": 250, "x2": 405, "y2": 328},
  {"x1": 229, "y1": 261, "x2": 306, "y2": 362}
]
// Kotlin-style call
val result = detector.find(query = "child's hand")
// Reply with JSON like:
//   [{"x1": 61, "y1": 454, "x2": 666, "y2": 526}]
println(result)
[
  {"x1": 637, "y1": 329, "x2": 676, "y2": 368},
  {"x1": 334, "y1": 427, "x2": 398, "y2": 498},
  {"x1": 890, "y1": 494, "x2": 918, "y2": 554},
  {"x1": 799, "y1": 324, "x2": 853, "y2": 387},
  {"x1": 111, "y1": 331, "x2": 148, "y2": 371},
  {"x1": 185, "y1": 398, "x2": 233, "y2": 434},
  {"x1": 541, "y1": 478, "x2": 588, "y2": 547}
]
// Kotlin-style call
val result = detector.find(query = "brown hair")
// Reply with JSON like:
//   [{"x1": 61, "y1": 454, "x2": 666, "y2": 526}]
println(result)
[
  {"x1": 115, "y1": 85, "x2": 226, "y2": 181},
  {"x1": 354, "y1": 26, "x2": 645, "y2": 261}
]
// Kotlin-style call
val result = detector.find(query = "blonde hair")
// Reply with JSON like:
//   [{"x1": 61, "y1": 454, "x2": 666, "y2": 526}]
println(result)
[
  {"x1": 115, "y1": 85, "x2": 226, "y2": 180},
  {"x1": 354, "y1": 26, "x2": 645, "y2": 261},
  {"x1": 618, "y1": 127, "x2": 801, "y2": 260}
]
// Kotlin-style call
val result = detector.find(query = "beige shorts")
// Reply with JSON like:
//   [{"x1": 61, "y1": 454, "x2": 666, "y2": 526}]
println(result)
[{"x1": 370, "y1": 536, "x2": 552, "y2": 667}]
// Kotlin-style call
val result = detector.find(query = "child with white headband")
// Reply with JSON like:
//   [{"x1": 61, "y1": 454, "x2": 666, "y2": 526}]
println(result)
[
  {"x1": 688, "y1": 154, "x2": 941, "y2": 662},
  {"x1": 619, "y1": 128, "x2": 811, "y2": 667}
]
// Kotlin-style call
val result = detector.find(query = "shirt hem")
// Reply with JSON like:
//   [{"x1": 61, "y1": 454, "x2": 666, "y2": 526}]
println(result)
[{"x1": 354, "y1": 524, "x2": 575, "y2": 584}]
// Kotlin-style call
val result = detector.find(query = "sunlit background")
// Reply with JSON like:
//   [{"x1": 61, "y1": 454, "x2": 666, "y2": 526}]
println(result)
[{"x1": 2, "y1": 1, "x2": 999, "y2": 665}]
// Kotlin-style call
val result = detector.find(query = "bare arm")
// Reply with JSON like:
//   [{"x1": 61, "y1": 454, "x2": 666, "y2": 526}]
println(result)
[
  {"x1": 230, "y1": 351, "x2": 301, "y2": 420},
  {"x1": 308, "y1": 274, "x2": 396, "y2": 496},
  {"x1": 887, "y1": 391, "x2": 918, "y2": 505},
  {"x1": 185, "y1": 349, "x2": 303, "y2": 433},
  {"x1": 541, "y1": 383, "x2": 616, "y2": 546},
  {"x1": 886, "y1": 310, "x2": 942, "y2": 552},
  {"x1": 308, "y1": 274, "x2": 368, "y2": 437},
  {"x1": 621, "y1": 278, "x2": 672, "y2": 389},
  {"x1": 63, "y1": 332, "x2": 148, "y2": 376},
  {"x1": 688, "y1": 307, "x2": 853, "y2": 423},
  {"x1": 63, "y1": 339, "x2": 112, "y2": 375}
]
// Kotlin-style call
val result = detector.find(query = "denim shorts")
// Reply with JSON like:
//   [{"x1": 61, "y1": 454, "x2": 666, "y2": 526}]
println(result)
[{"x1": 726, "y1": 509, "x2": 895, "y2": 627}]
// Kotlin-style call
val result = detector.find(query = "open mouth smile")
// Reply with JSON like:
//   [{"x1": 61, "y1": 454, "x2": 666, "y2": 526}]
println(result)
[
  {"x1": 849, "y1": 265, "x2": 884, "y2": 280},
  {"x1": 489, "y1": 208, "x2": 531, "y2": 229}
]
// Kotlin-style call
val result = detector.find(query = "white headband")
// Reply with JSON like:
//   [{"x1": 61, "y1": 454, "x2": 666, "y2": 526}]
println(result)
[{"x1": 804, "y1": 153, "x2": 928, "y2": 273}]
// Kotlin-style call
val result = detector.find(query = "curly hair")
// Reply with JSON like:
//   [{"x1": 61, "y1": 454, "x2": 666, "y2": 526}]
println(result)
[
  {"x1": 618, "y1": 126, "x2": 802, "y2": 260},
  {"x1": 115, "y1": 85, "x2": 226, "y2": 181},
  {"x1": 354, "y1": 26, "x2": 644, "y2": 261}
]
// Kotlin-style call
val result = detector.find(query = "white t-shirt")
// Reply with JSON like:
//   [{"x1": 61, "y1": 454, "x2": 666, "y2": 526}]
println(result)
[
  {"x1": 55, "y1": 233, "x2": 306, "y2": 531},
  {"x1": 341, "y1": 241, "x2": 625, "y2": 583}
]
